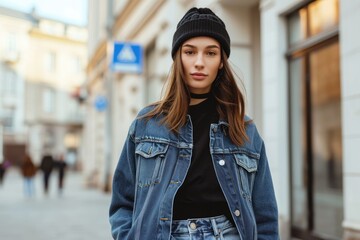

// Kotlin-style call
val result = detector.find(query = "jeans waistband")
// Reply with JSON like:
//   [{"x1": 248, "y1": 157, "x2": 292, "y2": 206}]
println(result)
[{"x1": 172, "y1": 215, "x2": 233, "y2": 235}]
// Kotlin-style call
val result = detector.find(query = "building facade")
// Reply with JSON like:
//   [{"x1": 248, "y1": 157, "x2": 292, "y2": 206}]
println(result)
[
  {"x1": 261, "y1": 0, "x2": 359, "y2": 239},
  {"x1": 85, "y1": 0, "x2": 359, "y2": 239},
  {"x1": 0, "y1": 6, "x2": 87, "y2": 167},
  {"x1": 0, "y1": 7, "x2": 32, "y2": 165}
]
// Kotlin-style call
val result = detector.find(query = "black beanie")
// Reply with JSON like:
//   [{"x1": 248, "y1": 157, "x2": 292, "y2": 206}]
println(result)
[{"x1": 171, "y1": 7, "x2": 231, "y2": 59}]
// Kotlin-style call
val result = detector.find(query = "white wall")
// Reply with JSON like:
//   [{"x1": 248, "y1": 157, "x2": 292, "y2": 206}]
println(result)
[{"x1": 260, "y1": 0, "x2": 295, "y2": 238}]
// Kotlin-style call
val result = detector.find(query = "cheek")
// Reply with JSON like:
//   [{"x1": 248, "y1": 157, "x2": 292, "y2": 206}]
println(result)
[
  {"x1": 211, "y1": 62, "x2": 221, "y2": 75},
  {"x1": 210, "y1": 58, "x2": 221, "y2": 69},
  {"x1": 181, "y1": 59, "x2": 192, "y2": 72}
]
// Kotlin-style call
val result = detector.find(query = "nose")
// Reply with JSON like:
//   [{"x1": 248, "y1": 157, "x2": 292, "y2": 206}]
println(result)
[{"x1": 194, "y1": 54, "x2": 204, "y2": 69}]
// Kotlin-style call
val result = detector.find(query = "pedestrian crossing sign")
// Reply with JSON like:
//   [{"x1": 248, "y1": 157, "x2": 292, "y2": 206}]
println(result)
[
  {"x1": 111, "y1": 42, "x2": 143, "y2": 74},
  {"x1": 94, "y1": 95, "x2": 108, "y2": 112}
]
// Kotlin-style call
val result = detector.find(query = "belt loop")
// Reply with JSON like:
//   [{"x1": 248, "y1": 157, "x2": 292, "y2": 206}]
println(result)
[{"x1": 211, "y1": 218, "x2": 220, "y2": 239}]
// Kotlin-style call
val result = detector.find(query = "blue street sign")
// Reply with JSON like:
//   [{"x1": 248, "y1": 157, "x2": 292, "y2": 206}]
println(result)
[
  {"x1": 94, "y1": 95, "x2": 108, "y2": 112},
  {"x1": 111, "y1": 42, "x2": 143, "y2": 74}
]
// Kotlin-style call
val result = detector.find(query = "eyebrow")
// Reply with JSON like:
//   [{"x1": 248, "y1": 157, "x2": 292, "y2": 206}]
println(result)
[{"x1": 182, "y1": 44, "x2": 220, "y2": 49}]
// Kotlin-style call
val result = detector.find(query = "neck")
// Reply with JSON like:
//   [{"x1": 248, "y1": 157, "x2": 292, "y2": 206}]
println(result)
[
  {"x1": 189, "y1": 92, "x2": 211, "y2": 106},
  {"x1": 190, "y1": 92, "x2": 211, "y2": 99}
]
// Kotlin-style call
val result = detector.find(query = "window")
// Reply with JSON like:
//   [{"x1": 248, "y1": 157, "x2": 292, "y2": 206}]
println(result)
[
  {"x1": 288, "y1": 0, "x2": 339, "y2": 47},
  {"x1": 287, "y1": 1, "x2": 343, "y2": 239},
  {"x1": 39, "y1": 20, "x2": 65, "y2": 36},
  {"x1": 2, "y1": 108, "x2": 15, "y2": 132},
  {"x1": 308, "y1": 0, "x2": 339, "y2": 36},
  {"x1": 3, "y1": 70, "x2": 17, "y2": 95},
  {"x1": 45, "y1": 52, "x2": 56, "y2": 72},
  {"x1": 71, "y1": 55, "x2": 82, "y2": 73},
  {"x1": 6, "y1": 33, "x2": 17, "y2": 52},
  {"x1": 42, "y1": 88, "x2": 56, "y2": 113}
]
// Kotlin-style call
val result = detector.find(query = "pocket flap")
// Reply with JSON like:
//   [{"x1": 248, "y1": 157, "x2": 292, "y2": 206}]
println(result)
[
  {"x1": 234, "y1": 154, "x2": 258, "y2": 172},
  {"x1": 136, "y1": 142, "x2": 169, "y2": 158}
]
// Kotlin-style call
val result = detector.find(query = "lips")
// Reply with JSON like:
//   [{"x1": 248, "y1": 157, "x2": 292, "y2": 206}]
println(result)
[{"x1": 190, "y1": 72, "x2": 208, "y2": 80}]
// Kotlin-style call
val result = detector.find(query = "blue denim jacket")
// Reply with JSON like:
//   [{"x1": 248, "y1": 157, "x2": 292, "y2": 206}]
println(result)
[{"x1": 109, "y1": 107, "x2": 279, "y2": 240}]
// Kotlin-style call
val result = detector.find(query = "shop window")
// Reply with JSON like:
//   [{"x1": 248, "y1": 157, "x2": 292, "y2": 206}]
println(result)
[{"x1": 287, "y1": 0, "x2": 343, "y2": 239}]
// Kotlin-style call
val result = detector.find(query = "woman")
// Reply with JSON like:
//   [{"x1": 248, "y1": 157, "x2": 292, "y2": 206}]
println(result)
[
  {"x1": 109, "y1": 7, "x2": 278, "y2": 240},
  {"x1": 21, "y1": 153, "x2": 37, "y2": 197}
]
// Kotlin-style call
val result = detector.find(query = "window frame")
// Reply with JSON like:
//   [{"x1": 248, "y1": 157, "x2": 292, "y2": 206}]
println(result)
[{"x1": 284, "y1": 0, "x2": 342, "y2": 239}]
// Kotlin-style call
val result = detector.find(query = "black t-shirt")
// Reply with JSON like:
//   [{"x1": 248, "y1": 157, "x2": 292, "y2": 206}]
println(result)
[{"x1": 173, "y1": 95, "x2": 232, "y2": 220}]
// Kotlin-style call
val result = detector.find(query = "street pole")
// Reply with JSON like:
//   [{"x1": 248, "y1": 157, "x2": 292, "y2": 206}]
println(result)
[{"x1": 103, "y1": 0, "x2": 114, "y2": 193}]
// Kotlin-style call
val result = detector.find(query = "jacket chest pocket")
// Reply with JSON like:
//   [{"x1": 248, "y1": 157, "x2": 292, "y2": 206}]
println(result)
[
  {"x1": 135, "y1": 142, "x2": 169, "y2": 187},
  {"x1": 234, "y1": 154, "x2": 258, "y2": 201}
]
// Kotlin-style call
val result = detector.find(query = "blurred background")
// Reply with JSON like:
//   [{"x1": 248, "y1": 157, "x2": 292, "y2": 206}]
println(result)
[{"x1": 0, "y1": 0, "x2": 359, "y2": 240}]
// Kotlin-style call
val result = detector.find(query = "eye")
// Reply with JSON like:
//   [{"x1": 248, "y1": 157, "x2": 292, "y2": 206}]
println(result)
[
  {"x1": 184, "y1": 50, "x2": 195, "y2": 55},
  {"x1": 207, "y1": 51, "x2": 217, "y2": 56}
]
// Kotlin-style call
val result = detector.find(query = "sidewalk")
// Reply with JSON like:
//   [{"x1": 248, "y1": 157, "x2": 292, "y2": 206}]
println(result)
[{"x1": 0, "y1": 167, "x2": 113, "y2": 240}]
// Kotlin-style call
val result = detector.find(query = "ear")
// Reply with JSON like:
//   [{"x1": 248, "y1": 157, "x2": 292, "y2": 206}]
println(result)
[{"x1": 219, "y1": 62, "x2": 223, "y2": 69}]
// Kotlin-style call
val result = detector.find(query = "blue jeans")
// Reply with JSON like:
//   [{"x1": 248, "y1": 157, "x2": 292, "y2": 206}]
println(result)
[
  {"x1": 171, "y1": 215, "x2": 241, "y2": 240},
  {"x1": 24, "y1": 177, "x2": 35, "y2": 197}
]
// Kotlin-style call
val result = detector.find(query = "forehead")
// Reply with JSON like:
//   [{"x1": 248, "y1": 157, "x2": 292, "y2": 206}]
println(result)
[{"x1": 182, "y1": 36, "x2": 220, "y2": 48}]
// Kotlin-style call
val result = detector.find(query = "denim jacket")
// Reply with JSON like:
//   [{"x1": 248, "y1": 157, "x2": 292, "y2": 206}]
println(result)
[{"x1": 109, "y1": 107, "x2": 279, "y2": 240}]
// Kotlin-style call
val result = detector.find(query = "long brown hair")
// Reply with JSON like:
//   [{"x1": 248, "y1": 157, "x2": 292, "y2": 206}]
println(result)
[{"x1": 142, "y1": 49, "x2": 249, "y2": 146}]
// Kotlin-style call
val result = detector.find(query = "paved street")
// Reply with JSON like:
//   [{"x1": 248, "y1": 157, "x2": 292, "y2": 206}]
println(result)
[{"x1": 0, "y1": 167, "x2": 113, "y2": 240}]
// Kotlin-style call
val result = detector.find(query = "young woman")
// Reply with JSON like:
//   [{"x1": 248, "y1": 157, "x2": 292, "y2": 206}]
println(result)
[
  {"x1": 109, "y1": 7, "x2": 279, "y2": 240},
  {"x1": 21, "y1": 153, "x2": 37, "y2": 197}
]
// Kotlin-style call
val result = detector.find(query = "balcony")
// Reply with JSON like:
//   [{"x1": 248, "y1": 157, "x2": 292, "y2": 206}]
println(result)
[{"x1": 1, "y1": 50, "x2": 20, "y2": 64}]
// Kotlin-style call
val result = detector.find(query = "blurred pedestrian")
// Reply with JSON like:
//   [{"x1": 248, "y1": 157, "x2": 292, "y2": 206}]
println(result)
[
  {"x1": 0, "y1": 163, "x2": 4, "y2": 186},
  {"x1": 40, "y1": 153, "x2": 54, "y2": 195},
  {"x1": 0, "y1": 159, "x2": 11, "y2": 186},
  {"x1": 55, "y1": 154, "x2": 67, "y2": 196},
  {"x1": 21, "y1": 153, "x2": 37, "y2": 197},
  {"x1": 109, "y1": 7, "x2": 278, "y2": 240}
]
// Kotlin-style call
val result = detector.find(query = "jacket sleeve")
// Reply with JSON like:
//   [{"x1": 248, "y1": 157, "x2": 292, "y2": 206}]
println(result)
[
  {"x1": 252, "y1": 141, "x2": 279, "y2": 240},
  {"x1": 109, "y1": 120, "x2": 137, "y2": 240}
]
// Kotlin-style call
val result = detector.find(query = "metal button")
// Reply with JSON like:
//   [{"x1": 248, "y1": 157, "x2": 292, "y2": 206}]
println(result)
[
  {"x1": 189, "y1": 222, "x2": 197, "y2": 230},
  {"x1": 234, "y1": 209, "x2": 241, "y2": 217},
  {"x1": 219, "y1": 159, "x2": 225, "y2": 166}
]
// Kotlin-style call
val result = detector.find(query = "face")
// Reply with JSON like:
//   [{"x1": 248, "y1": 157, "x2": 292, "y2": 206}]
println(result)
[{"x1": 181, "y1": 36, "x2": 223, "y2": 94}]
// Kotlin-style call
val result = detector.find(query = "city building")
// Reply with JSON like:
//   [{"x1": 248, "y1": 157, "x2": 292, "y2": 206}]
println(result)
[
  {"x1": 0, "y1": 7, "x2": 32, "y2": 165},
  {"x1": 0, "y1": 6, "x2": 87, "y2": 167},
  {"x1": 85, "y1": 0, "x2": 359, "y2": 239}
]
